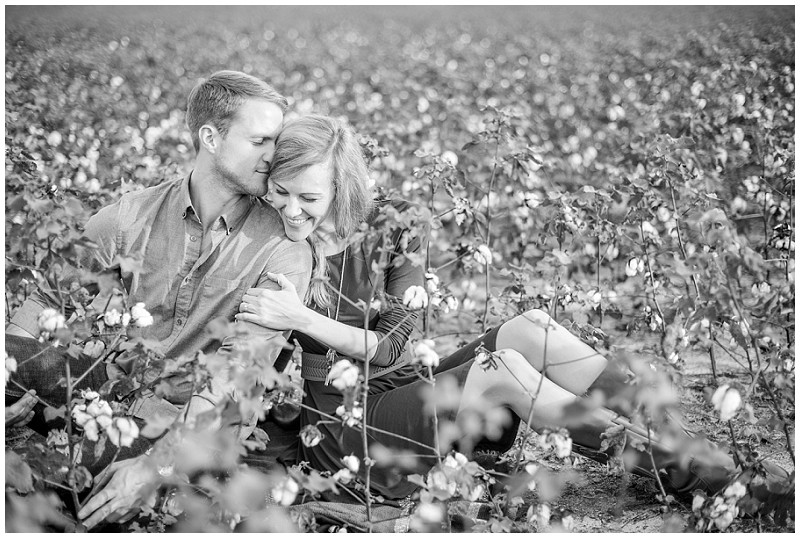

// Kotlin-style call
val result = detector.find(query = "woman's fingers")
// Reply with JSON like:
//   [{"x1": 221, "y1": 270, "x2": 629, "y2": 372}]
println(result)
[
  {"x1": 235, "y1": 312, "x2": 258, "y2": 323},
  {"x1": 242, "y1": 289, "x2": 275, "y2": 304},
  {"x1": 264, "y1": 272, "x2": 297, "y2": 292}
]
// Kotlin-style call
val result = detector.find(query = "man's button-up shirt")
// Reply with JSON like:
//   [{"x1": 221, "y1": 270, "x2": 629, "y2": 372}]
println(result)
[{"x1": 11, "y1": 175, "x2": 313, "y2": 368}]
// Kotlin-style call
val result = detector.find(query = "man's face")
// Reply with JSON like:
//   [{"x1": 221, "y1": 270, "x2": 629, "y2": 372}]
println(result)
[{"x1": 212, "y1": 98, "x2": 284, "y2": 197}]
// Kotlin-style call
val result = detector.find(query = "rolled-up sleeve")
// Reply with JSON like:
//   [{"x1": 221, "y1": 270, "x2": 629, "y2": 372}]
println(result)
[
  {"x1": 8, "y1": 202, "x2": 120, "y2": 336},
  {"x1": 218, "y1": 238, "x2": 313, "y2": 365}
]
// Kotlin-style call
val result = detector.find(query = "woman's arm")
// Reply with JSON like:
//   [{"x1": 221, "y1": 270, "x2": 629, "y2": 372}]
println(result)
[
  {"x1": 237, "y1": 272, "x2": 382, "y2": 362},
  {"x1": 239, "y1": 201, "x2": 429, "y2": 365}
]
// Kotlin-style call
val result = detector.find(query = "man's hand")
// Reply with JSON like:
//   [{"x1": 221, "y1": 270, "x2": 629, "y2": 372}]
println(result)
[
  {"x1": 78, "y1": 456, "x2": 158, "y2": 529},
  {"x1": 6, "y1": 390, "x2": 37, "y2": 428}
]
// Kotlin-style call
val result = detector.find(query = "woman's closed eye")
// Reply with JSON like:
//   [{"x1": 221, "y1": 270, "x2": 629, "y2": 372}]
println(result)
[{"x1": 274, "y1": 188, "x2": 321, "y2": 203}]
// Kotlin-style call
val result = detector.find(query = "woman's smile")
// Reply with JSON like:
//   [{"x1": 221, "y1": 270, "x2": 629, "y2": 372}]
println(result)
[
  {"x1": 269, "y1": 162, "x2": 334, "y2": 242},
  {"x1": 285, "y1": 215, "x2": 311, "y2": 225}
]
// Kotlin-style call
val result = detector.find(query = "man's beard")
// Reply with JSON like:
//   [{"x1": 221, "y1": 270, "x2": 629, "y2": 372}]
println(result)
[{"x1": 213, "y1": 160, "x2": 267, "y2": 198}]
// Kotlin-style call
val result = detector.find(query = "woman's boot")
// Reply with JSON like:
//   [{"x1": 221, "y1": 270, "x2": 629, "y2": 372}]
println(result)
[
  {"x1": 567, "y1": 411, "x2": 736, "y2": 496},
  {"x1": 567, "y1": 409, "x2": 794, "y2": 520},
  {"x1": 583, "y1": 358, "x2": 648, "y2": 418}
]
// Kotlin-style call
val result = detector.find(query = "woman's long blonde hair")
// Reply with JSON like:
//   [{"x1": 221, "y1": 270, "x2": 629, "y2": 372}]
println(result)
[{"x1": 269, "y1": 115, "x2": 374, "y2": 307}]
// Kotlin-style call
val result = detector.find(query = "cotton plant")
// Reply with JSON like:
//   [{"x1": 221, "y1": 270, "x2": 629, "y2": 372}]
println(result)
[
  {"x1": 71, "y1": 390, "x2": 140, "y2": 447},
  {"x1": 691, "y1": 481, "x2": 748, "y2": 531}
]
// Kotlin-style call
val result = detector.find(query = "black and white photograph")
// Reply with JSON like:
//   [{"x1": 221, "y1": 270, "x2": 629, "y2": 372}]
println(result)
[{"x1": 4, "y1": 4, "x2": 795, "y2": 533}]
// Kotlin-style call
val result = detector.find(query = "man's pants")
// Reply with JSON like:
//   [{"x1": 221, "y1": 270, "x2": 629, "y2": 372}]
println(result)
[{"x1": 5, "y1": 335, "x2": 153, "y2": 475}]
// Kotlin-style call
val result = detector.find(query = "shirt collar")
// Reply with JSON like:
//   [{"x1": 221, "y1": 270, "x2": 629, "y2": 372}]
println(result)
[
  {"x1": 181, "y1": 172, "x2": 254, "y2": 234},
  {"x1": 180, "y1": 173, "x2": 197, "y2": 221},
  {"x1": 218, "y1": 195, "x2": 253, "y2": 234}
]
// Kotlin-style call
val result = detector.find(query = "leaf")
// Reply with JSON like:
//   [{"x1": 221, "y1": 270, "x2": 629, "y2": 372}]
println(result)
[
  {"x1": 242, "y1": 427, "x2": 271, "y2": 452},
  {"x1": 93, "y1": 434, "x2": 108, "y2": 461},
  {"x1": 5, "y1": 451, "x2": 35, "y2": 493},
  {"x1": 44, "y1": 405, "x2": 66, "y2": 422},
  {"x1": 661, "y1": 513, "x2": 687, "y2": 532},
  {"x1": 68, "y1": 465, "x2": 93, "y2": 492},
  {"x1": 62, "y1": 196, "x2": 84, "y2": 217},
  {"x1": 461, "y1": 140, "x2": 480, "y2": 151},
  {"x1": 204, "y1": 317, "x2": 238, "y2": 342},
  {"x1": 550, "y1": 249, "x2": 572, "y2": 266},
  {"x1": 113, "y1": 254, "x2": 144, "y2": 274},
  {"x1": 140, "y1": 412, "x2": 178, "y2": 439},
  {"x1": 406, "y1": 473, "x2": 427, "y2": 488},
  {"x1": 66, "y1": 343, "x2": 84, "y2": 360}
]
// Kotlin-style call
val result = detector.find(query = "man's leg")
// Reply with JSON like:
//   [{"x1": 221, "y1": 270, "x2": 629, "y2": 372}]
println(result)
[
  {"x1": 6, "y1": 335, "x2": 110, "y2": 430},
  {"x1": 5, "y1": 335, "x2": 153, "y2": 475}
]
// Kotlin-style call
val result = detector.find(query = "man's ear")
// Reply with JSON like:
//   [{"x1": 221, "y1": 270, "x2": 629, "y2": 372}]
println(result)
[{"x1": 199, "y1": 124, "x2": 219, "y2": 153}]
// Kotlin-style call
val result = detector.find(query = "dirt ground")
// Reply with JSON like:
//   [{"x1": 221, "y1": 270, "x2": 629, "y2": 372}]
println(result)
[{"x1": 514, "y1": 342, "x2": 796, "y2": 533}]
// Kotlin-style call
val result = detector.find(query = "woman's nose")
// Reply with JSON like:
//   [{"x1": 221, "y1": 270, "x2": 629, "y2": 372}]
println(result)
[{"x1": 284, "y1": 198, "x2": 302, "y2": 217}]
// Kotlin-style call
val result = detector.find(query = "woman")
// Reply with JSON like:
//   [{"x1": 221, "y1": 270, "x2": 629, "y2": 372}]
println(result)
[{"x1": 238, "y1": 115, "x2": 789, "y2": 506}]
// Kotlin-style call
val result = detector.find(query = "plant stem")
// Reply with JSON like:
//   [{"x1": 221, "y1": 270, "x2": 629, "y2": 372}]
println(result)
[
  {"x1": 8, "y1": 377, "x2": 58, "y2": 409},
  {"x1": 645, "y1": 423, "x2": 670, "y2": 508},
  {"x1": 753, "y1": 348, "x2": 795, "y2": 462},
  {"x1": 423, "y1": 176, "x2": 435, "y2": 339},
  {"x1": 640, "y1": 222, "x2": 666, "y2": 335},
  {"x1": 41, "y1": 477, "x2": 76, "y2": 493},
  {"x1": 361, "y1": 234, "x2": 389, "y2": 528},
  {"x1": 427, "y1": 367, "x2": 443, "y2": 466},
  {"x1": 297, "y1": 401, "x2": 436, "y2": 454},
  {"x1": 510, "y1": 280, "x2": 555, "y2": 481},
  {"x1": 726, "y1": 422, "x2": 743, "y2": 468},
  {"x1": 481, "y1": 141, "x2": 500, "y2": 333},
  {"x1": 64, "y1": 359, "x2": 83, "y2": 522},
  {"x1": 433, "y1": 250, "x2": 472, "y2": 272},
  {"x1": 80, "y1": 448, "x2": 121, "y2": 507},
  {"x1": 70, "y1": 333, "x2": 123, "y2": 389},
  {"x1": 667, "y1": 175, "x2": 700, "y2": 298},
  {"x1": 707, "y1": 325, "x2": 718, "y2": 384},
  {"x1": 596, "y1": 235, "x2": 603, "y2": 325}
]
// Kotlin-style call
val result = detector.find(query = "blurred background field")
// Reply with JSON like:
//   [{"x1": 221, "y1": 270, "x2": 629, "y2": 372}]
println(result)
[{"x1": 5, "y1": 5, "x2": 794, "y2": 532}]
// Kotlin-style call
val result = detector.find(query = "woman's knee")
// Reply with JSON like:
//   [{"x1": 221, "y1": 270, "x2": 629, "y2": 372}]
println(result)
[
  {"x1": 520, "y1": 308, "x2": 556, "y2": 329},
  {"x1": 486, "y1": 348, "x2": 543, "y2": 389},
  {"x1": 498, "y1": 309, "x2": 557, "y2": 344}
]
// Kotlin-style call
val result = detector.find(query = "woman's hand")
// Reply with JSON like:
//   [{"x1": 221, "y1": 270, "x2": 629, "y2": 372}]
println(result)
[
  {"x1": 237, "y1": 272, "x2": 312, "y2": 331},
  {"x1": 6, "y1": 390, "x2": 37, "y2": 428}
]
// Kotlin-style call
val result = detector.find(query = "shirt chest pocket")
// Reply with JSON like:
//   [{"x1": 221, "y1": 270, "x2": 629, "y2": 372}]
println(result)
[{"x1": 200, "y1": 276, "x2": 249, "y2": 317}]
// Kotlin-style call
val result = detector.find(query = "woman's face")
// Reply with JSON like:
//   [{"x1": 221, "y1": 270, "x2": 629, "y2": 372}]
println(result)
[{"x1": 268, "y1": 162, "x2": 335, "y2": 242}]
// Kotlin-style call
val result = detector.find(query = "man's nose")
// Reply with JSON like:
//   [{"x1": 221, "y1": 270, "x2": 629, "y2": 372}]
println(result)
[{"x1": 262, "y1": 142, "x2": 276, "y2": 165}]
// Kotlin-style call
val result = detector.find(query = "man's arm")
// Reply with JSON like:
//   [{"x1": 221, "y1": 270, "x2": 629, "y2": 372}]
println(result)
[
  {"x1": 78, "y1": 240, "x2": 313, "y2": 529},
  {"x1": 219, "y1": 239, "x2": 313, "y2": 360},
  {"x1": 7, "y1": 203, "x2": 120, "y2": 338},
  {"x1": 186, "y1": 238, "x2": 313, "y2": 433}
]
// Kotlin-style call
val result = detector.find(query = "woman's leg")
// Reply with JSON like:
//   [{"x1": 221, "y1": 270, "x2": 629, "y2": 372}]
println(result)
[
  {"x1": 494, "y1": 309, "x2": 610, "y2": 394},
  {"x1": 457, "y1": 349, "x2": 737, "y2": 495},
  {"x1": 458, "y1": 348, "x2": 606, "y2": 428}
]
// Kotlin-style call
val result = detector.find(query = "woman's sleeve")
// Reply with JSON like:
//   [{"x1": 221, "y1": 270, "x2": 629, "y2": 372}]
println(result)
[{"x1": 369, "y1": 221, "x2": 429, "y2": 367}]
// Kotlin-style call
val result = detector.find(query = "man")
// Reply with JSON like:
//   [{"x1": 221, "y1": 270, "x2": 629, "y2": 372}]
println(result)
[{"x1": 6, "y1": 70, "x2": 312, "y2": 528}]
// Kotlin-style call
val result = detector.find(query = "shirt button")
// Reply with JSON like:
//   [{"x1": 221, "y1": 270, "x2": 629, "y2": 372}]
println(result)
[
  {"x1": 176, "y1": 318, "x2": 184, "y2": 326},
  {"x1": 190, "y1": 235, "x2": 197, "y2": 242}
]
